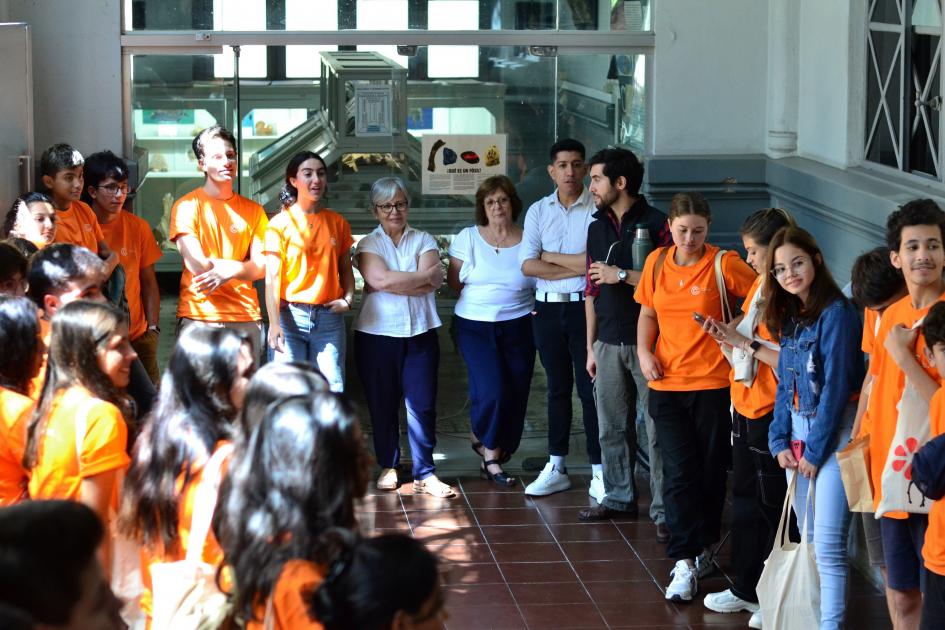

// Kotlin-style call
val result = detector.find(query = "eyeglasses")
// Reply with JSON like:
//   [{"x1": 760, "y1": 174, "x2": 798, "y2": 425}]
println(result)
[
  {"x1": 485, "y1": 196, "x2": 511, "y2": 208},
  {"x1": 97, "y1": 184, "x2": 130, "y2": 196},
  {"x1": 771, "y1": 257, "x2": 809, "y2": 280},
  {"x1": 375, "y1": 201, "x2": 408, "y2": 215}
]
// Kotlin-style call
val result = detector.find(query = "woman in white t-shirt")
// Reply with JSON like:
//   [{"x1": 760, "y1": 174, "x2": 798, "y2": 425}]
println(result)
[
  {"x1": 447, "y1": 175, "x2": 536, "y2": 486},
  {"x1": 353, "y1": 177, "x2": 455, "y2": 499}
]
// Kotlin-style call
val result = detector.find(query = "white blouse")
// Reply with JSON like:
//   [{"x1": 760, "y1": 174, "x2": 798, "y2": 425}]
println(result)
[
  {"x1": 449, "y1": 226, "x2": 535, "y2": 322},
  {"x1": 353, "y1": 224, "x2": 442, "y2": 338}
]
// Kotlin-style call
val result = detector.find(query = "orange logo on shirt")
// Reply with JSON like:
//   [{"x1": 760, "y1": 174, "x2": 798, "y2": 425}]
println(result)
[
  {"x1": 691, "y1": 286, "x2": 705, "y2": 296},
  {"x1": 120, "y1": 248, "x2": 128, "y2": 257}
]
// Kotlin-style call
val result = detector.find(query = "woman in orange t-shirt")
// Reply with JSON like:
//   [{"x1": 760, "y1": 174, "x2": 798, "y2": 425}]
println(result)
[
  {"x1": 265, "y1": 151, "x2": 355, "y2": 393},
  {"x1": 217, "y1": 392, "x2": 372, "y2": 629},
  {"x1": 696, "y1": 209, "x2": 795, "y2": 619},
  {"x1": 633, "y1": 192, "x2": 756, "y2": 603},
  {"x1": 24, "y1": 300, "x2": 136, "y2": 526},
  {"x1": 0, "y1": 295, "x2": 44, "y2": 505},
  {"x1": 118, "y1": 325, "x2": 255, "y2": 624}
]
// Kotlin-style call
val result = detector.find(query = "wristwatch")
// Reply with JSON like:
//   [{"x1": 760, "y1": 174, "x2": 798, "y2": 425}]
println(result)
[
  {"x1": 148, "y1": 325, "x2": 161, "y2": 335},
  {"x1": 617, "y1": 269, "x2": 628, "y2": 283},
  {"x1": 747, "y1": 340, "x2": 762, "y2": 355}
]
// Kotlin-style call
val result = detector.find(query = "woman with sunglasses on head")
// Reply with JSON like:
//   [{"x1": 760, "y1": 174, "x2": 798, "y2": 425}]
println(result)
[
  {"x1": 118, "y1": 325, "x2": 255, "y2": 626},
  {"x1": 353, "y1": 176, "x2": 453, "y2": 498},
  {"x1": 265, "y1": 151, "x2": 354, "y2": 393},
  {"x1": 447, "y1": 175, "x2": 535, "y2": 486},
  {"x1": 764, "y1": 226, "x2": 864, "y2": 630}
]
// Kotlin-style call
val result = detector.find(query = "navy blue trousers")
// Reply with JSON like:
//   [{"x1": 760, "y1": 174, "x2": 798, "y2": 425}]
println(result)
[
  {"x1": 455, "y1": 314, "x2": 536, "y2": 455},
  {"x1": 354, "y1": 329, "x2": 439, "y2": 480}
]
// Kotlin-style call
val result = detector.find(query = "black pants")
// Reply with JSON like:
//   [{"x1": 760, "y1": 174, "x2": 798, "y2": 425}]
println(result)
[
  {"x1": 532, "y1": 300, "x2": 600, "y2": 464},
  {"x1": 730, "y1": 410, "x2": 787, "y2": 602},
  {"x1": 922, "y1": 570, "x2": 945, "y2": 630},
  {"x1": 649, "y1": 387, "x2": 731, "y2": 560}
]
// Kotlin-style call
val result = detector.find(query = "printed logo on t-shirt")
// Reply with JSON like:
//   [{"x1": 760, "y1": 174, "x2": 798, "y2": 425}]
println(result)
[
  {"x1": 83, "y1": 223, "x2": 93, "y2": 232},
  {"x1": 330, "y1": 236, "x2": 337, "y2": 247},
  {"x1": 120, "y1": 247, "x2": 129, "y2": 257},
  {"x1": 690, "y1": 286, "x2": 705, "y2": 296},
  {"x1": 229, "y1": 224, "x2": 239, "y2": 234}
]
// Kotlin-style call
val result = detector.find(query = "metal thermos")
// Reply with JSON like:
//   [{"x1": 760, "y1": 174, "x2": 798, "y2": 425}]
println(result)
[{"x1": 631, "y1": 224, "x2": 653, "y2": 271}]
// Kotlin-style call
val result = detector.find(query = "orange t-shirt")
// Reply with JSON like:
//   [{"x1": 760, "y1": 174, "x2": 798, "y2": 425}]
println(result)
[
  {"x1": 100, "y1": 211, "x2": 163, "y2": 340},
  {"x1": 28, "y1": 386, "x2": 130, "y2": 501},
  {"x1": 729, "y1": 275, "x2": 778, "y2": 419},
  {"x1": 0, "y1": 386, "x2": 32, "y2": 505},
  {"x1": 863, "y1": 291, "x2": 945, "y2": 518},
  {"x1": 27, "y1": 318, "x2": 51, "y2": 400},
  {"x1": 923, "y1": 387, "x2": 945, "y2": 575},
  {"x1": 170, "y1": 188, "x2": 268, "y2": 322},
  {"x1": 246, "y1": 559, "x2": 325, "y2": 630},
  {"x1": 634, "y1": 244, "x2": 757, "y2": 391},
  {"x1": 862, "y1": 308, "x2": 880, "y2": 355},
  {"x1": 52, "y1": 200, "x2": 103, "y2": 253},
  {"x1": 139, "y1": 441, "x2": 233, "y2": 621},
  {"x1": 264, "y1": 207, "x2": 354, "y2": 305}
]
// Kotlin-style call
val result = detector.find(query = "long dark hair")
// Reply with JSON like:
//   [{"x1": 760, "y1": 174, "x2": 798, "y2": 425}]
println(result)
[
  {"x1": 309, "y1": 530, "x2": 440, "y2": 629},
  {"x1": 762, "y1": 227, "x2": 844, "y2": 334},
  {"x1": 280, "y1": 151, "x2": 327, "y2": 208},
  {"x1": 739, "y1": 207, "x2": 796, "y2": 247},
  {"x1": 218, "y1": 393, "x2": 371, "y2": 624},
  {"x1": 236, "y1": 361, "x2": 329, "y2": 441},
  {"x1": 119, "y1": 325, "x2": 248, "y2": 550},
  {"x1": 2, "y1": 192, "x2": 53, "y2": 239},
  {"x1": 23, "y1": 300, "x2": 130, "y2": 469},
  {"x1": 0, "y1": 296, "x2": 40, "y2": 394}
]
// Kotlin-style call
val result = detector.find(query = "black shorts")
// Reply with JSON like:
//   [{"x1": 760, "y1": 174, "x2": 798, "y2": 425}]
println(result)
[{"x1": 880, "y1": 514, "x2": 928, "y2": 591}]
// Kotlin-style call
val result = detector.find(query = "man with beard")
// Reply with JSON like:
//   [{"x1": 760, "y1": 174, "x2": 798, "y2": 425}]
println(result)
[{"x1": 579, "y1": 147, "x2": 670, "y2": 539}]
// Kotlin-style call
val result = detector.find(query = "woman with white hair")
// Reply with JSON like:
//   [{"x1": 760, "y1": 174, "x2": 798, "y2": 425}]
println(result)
[{"x1": 353, "y1": 177, "x2": 454, "y2": 498}]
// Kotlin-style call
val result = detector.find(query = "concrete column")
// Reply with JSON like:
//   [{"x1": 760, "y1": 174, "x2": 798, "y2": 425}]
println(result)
[{"x1": 766, "y1": 0, "x2": 799, "y2": 157}]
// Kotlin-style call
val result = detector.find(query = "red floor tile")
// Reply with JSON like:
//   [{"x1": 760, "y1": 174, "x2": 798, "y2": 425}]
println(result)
[
  {"x1": 581, "y1": 580, "x2": 666, "y2": 604},
  {"x1": 490, "y1": 542, "x2": 567, "y2": 563},
  {"x1": 473, "y1": 507, "x2": 545, "y2": 526},
  {"x1": 444, "y1": 583, "x2": 516, "y2": 607},
  {"x1": 433, "y1": 542, "x2": 496, "y2": 564},
  {"x1": 412, "y1": 525, "x2": 486, "y2": 545},
  {"x1": 481, "y1": 524, "x2": 555, "y2": 544},
  {"x1": 571, "y1": 559, "x2": 653, "y2": 582},
  {"x1": 444, "y1": 604, "x2": 527, "y2": 629},
  {"x1": 440, "y1": 562, "x2": 504, "y2": 586},
  {"x1": 406, "y1": 508, "x2": 476, "y2": 529},
  {"x1": 465, "y1": 492, "x2": 537, "y2": 510},
  {"x1": 519, "y1": 603, "x2": 607, "y2": 628},
  {"x1": 559, "y1": 540, "x2": 636, "y2": 563},
  {"x1": 508, "y1": 581, "x2": 592, "y2": 605},
  {"x1": 500, "y1": 561, "x2": 579, "y2": 583},
  {"x1": 548, "y1": 522, "x2": 624, "y2": 542},
  {"x1": 596, "y1": 600, "x2": 688, "y2": 627}
]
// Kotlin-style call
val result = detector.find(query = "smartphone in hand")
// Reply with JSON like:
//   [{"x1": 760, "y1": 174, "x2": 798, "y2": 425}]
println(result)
[
  {"x1": 791, "y1": 439, "x2": 806, "y2": 461},
  {"x1": 692, "y1": 312, "x2": 707, "y2": 325}
]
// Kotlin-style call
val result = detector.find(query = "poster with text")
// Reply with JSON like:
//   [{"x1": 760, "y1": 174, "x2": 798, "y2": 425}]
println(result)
[
  {"x1": 355, "y1": 84, "x2": 392, "y2": 137},
  {"x1": 421, "y1": 134, "x2": 507, "y2": 195}
]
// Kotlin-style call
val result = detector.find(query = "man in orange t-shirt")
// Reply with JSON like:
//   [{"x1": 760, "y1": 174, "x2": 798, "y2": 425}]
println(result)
[
  {"x1": 84, "y1": 151, "x2": 163, "y2": 384},
  {"x1": 170, "y1": 125, "x2": 268, "y2": 361},
  {"x1": 917, "y1": 303, "x2": 945, "y2": 628},
  {"x1": 40, "y1": 143, "x2": 118, "y2": 277},
  {"x1": 861, "y1": 200, "x2": 945, "y2": 627}
]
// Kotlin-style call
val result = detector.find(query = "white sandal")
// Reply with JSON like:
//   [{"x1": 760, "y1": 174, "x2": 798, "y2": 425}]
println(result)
[{"x1": 413, "y1": 475, "x2": 455, "y2": 498}]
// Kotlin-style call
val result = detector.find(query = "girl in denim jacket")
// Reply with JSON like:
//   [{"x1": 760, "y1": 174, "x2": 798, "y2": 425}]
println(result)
[{"x1": 764, "y1": 227, "x2": 865, "y2": 630}]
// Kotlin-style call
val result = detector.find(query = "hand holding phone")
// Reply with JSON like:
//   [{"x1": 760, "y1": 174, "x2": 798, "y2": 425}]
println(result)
[
  {"x1": 692, "y1": 312, "x2": 707, "y2": 325},
  {"x1": 791, "y1": 439, "x2": 806, "y2": 461}
]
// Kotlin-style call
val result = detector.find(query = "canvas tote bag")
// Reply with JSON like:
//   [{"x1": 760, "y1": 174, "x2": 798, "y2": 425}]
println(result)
[
  {"x1": 756, "y1": 473, "x2": 821, "y2": 629},
  {"x1": 876, "y1": 321, "x2": 933, "y2": 517},
  {"x1": 150, "y1": 443, "x2": 234, "y2": 630}
]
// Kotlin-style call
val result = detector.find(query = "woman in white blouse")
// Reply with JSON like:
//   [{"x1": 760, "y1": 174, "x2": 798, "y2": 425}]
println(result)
[
  {"x1": 353, "y1": 177, "x2": 455, "y2": 498},
  {"x1": 447, "y1": 175, "x2": 536, "y2": 486}
]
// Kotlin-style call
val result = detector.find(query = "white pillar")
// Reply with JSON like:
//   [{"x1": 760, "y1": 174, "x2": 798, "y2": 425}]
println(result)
[{"x1": 766, "y1": 0, "x2": 799, "y2": 157}]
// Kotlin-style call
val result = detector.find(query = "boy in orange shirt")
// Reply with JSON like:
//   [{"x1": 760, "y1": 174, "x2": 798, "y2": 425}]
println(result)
[
  {"x1": 917, "y1": 302, "x2": 945, "y2": 629},
  {"x1": 170, "y1": 125, "x2": 268, "y2": 360},
  {"x1": 83, "y1": 151, "x2": 163, "y2": 384},
  {"x1": 862, "y1": 199, "x2": 945, "y2": 627},
  {"x1": 40, "y1": 143, "x2": 118, "y2": 276}
]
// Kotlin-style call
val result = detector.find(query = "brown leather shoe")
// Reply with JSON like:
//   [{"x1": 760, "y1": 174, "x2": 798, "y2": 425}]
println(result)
[
  {"x1": 578, "y1": 503, "x2": 638, "y2": 522},
  {"x1": 656, "y1": 522, "x2": 670, "y2": 543}
]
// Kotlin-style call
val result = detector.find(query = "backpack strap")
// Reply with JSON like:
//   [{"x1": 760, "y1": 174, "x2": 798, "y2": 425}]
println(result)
[
  {"x1": 714, "y1": 249, "x2": 734, "y2": 324},
  {"x1": 185, "y1": 444, "x2": 235, "y2": 563},
  {"x1": 651, "y1": 246, "x2": 670, "y2": 293}
]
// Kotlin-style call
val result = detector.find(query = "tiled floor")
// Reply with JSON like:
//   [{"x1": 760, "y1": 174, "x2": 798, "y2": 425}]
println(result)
[{"x1": 361, "y1": 473, "x2": 893, "y2": 630}]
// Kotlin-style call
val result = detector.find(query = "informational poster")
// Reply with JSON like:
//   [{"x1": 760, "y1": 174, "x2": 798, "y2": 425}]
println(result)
[
  {"x1": 421, "y1": 134, "x2": 507, "y2": 195},
  {"x1": 354, "y1": 84, "x2": 392, "y2": 137}
]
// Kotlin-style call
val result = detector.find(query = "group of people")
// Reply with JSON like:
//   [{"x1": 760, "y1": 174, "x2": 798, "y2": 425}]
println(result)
[{"x1": 0, "y1": 123, "x2": 945, "y2": 630}]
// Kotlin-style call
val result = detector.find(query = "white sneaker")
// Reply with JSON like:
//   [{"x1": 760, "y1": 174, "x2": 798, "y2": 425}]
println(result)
[
  {"x1": 588, "y1": 473, "x2": 605, "y2": 504},
  {"x1": 695, "y1": 548, "x2": 718, "y2": 579},
  {"x1": 702, "y1": 589, "x2": 759, "y2": 614},
  {"x1": 664, "y1": 560, "x2": 697, "y2": 602},
  {"x1": 524, "y1": 463, "x2": 571, "y2": 496},
  {"x1": 749, "y1": 609, "x2": 763, "y2": 629}
]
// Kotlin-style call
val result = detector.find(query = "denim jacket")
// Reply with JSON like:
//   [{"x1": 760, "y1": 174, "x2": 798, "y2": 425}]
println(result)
[{"x1": 768, "y1": 297, "x2": 865, "y2": 467}]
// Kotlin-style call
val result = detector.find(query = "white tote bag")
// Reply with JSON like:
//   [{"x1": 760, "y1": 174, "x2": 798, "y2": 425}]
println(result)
[
  {"x1": 150, "y1": 444, "x2": 234, "y2": 630},
  {"x1": 756, "y1": 473, "x2": 821, "y2": 630},
  {"x1": 876, "y1": 374, "x2": 933, "y2": 517}
]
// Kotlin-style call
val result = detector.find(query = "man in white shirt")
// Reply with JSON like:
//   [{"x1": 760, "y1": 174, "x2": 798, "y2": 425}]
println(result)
[{"x1": 519, "y1": 139, "x2": 602, "y2": 499}]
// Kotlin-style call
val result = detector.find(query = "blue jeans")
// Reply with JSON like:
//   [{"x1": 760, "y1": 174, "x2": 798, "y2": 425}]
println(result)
[
  {"x1": 275, "y1": 302, "x2": 346, "y2": 393},
  {"x1": 788, "y1": 403, "x2": 855, "y2": 630}
]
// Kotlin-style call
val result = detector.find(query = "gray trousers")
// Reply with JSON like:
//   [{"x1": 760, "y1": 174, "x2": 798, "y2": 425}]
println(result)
[{"x1": 593, "y1": 340, "x2": 665, "y2": 523}]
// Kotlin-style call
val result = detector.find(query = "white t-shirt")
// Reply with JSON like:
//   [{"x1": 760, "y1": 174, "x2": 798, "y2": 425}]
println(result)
[
  {"x1": 449, "y1": 226, "x2": 535, "y2": 322},
  {"x1": 353, "y1": 225, "x2": 442, "y2": 338}
]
